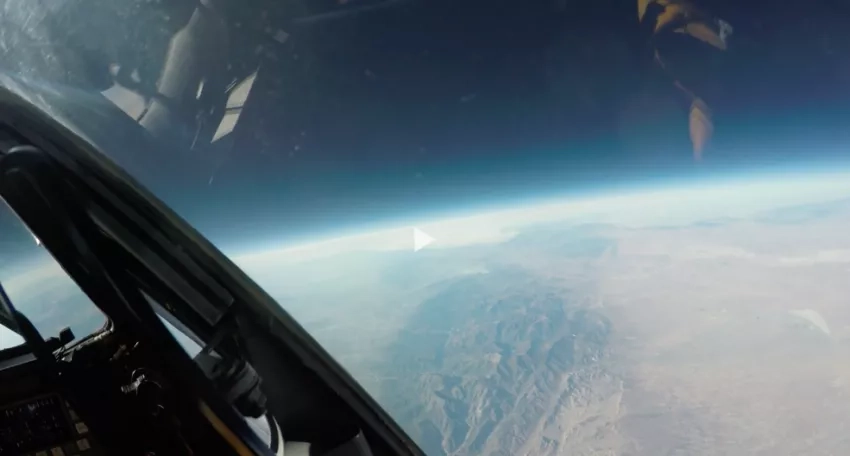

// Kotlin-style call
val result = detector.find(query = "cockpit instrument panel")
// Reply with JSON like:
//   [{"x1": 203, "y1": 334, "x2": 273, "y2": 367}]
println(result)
[{"x1": 0, "y1": 394, "x2": 95, "y2": 456}]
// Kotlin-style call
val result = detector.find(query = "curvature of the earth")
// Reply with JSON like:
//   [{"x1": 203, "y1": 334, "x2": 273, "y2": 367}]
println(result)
[
  {"x1": 234, "y1": 172, "x2": 850, "y2": 456},
  {"x1": 5, "y1": 171, "x2": 850, "y2": 454}
]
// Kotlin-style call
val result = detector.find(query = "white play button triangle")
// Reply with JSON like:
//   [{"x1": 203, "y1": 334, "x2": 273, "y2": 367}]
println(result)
[{"x1": 413, "y1": 227, "x2": 435, "y2": 252}]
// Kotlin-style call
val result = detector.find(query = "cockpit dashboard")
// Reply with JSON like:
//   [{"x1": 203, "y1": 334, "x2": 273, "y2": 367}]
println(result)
[{"x1": 0, "y1": 343, "x2": 103, "y2": 456}]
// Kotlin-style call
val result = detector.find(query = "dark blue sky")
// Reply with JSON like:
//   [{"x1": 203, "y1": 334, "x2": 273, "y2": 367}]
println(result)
[{"x1": 21, "y1": 0, "x2": 850, "y2": 250}]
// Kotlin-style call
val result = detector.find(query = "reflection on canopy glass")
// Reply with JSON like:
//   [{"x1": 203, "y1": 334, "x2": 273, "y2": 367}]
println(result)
[{"x1": 2, "y1": 0, "x2": 850, "y2": 454}]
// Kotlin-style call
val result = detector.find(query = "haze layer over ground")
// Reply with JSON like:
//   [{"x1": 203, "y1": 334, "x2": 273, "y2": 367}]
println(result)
[{"x1": 232, "y1": 171, "x2": 850, "y2": 455}]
